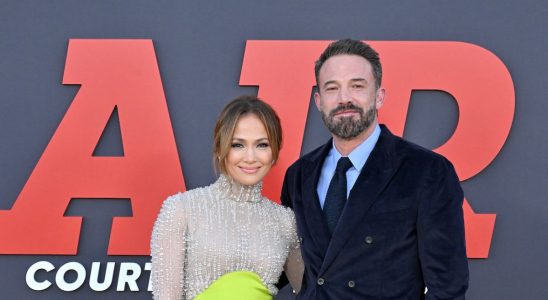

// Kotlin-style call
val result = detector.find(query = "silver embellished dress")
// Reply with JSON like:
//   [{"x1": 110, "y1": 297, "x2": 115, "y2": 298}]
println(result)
[{"x1": 150, "y1": 174, "x2": 303, "y2": 300}]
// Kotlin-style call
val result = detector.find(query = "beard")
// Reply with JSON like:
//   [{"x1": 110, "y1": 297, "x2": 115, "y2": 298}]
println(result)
[{"x1": 320, "y1": 102, "x2": 376, "y2": 140}]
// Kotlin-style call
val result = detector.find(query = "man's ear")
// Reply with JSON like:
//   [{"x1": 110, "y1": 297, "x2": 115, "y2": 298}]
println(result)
[
  {"x1": 314, "y1": 91, "x2": 321, "y2": 111},
  {"x1": 375, "y1": 87, "x2": 385, "y2": 109}
]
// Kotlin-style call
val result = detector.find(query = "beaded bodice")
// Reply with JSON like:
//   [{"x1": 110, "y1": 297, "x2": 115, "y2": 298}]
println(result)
[
  {"x1": 150, "y1": 175, "x2": 302, "y2": 299},
  {"x1": 216, "y1": 173, "x2": 263, "y2": 203}
]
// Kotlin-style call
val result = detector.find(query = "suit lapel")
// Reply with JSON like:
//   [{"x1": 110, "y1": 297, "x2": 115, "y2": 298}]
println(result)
[
  {"x1": 320, "y1": 127, "x2": 401, "y2": 273},
  {"x1": 301, "y1": 141, "x2": 332, "y2": 258}
]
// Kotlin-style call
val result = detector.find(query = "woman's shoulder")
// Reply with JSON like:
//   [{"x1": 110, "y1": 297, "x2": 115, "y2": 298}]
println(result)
[
  {"x1": 161, "y1": 185, "x2": 214, "y2": 211},
  {"x1": 157, "y1": 192, "x2": 186, "y2": 218},
  {"x1": 261, "y1": 197, "x2": 296, "y2": 222}
]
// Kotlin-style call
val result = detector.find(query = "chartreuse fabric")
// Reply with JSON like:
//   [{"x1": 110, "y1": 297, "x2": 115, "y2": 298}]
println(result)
[{"x1": 194, "y1": 271, "x2": 272, "y2": 300}]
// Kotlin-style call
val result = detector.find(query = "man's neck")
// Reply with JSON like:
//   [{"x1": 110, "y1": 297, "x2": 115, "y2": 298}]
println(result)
[{"x1": 333, "y1": 122, "x2": 378, "y2": 156}]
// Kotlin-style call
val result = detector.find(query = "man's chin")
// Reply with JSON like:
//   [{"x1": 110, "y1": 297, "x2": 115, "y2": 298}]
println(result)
[
  {"x1": 333, "y1": 112, "x2": 360, "y2": 119},
  {"x1": 329, "y1": 121, "x2": 374, "y2": 140},
  {"x1": 332, "y1": 115, "x2": 358, "y2": 125}
]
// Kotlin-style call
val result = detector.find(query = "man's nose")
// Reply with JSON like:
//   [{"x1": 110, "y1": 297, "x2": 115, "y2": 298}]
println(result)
[{"x1": 339, "y1": 87, "x2": 352, "y2": 103}]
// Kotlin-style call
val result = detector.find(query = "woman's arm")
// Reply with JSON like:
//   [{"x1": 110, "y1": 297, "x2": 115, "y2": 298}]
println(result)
[
  {"x1": 283, "y1": 211, "x2": 304, "y2": 294},
  {"x1": 150, "y1": 195, "x2": 187, "y2": 300}
]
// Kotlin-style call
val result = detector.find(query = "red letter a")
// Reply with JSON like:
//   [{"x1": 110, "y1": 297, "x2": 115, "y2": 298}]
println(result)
[{"x1": 0, "y1": 40, "x2": 185, "y2": 255}]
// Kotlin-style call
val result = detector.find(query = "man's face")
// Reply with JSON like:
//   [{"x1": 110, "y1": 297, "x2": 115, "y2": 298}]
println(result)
[{"x1": 314, "y1": 54, "x2": 384, "y2": 140}]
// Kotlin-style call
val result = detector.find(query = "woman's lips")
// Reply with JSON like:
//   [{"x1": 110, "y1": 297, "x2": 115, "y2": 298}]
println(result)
[{"x1": 239, "y1": 166, "x2": 260, "y2": 174}]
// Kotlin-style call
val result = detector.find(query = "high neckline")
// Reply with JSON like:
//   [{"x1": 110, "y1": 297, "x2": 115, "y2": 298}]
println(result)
[{"x1": 214, "y1": 174, "x2": 263, "y2": 203}]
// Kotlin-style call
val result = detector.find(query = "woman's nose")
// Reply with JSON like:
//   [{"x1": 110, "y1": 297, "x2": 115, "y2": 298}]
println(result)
[{"x1": 243, "y1": 148, "x2": 256, "y2": 162}]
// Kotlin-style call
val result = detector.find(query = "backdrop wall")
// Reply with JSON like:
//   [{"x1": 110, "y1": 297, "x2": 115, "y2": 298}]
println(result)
[{"x1": 1, "y1": 1, "x2": 547, "y2": 299}]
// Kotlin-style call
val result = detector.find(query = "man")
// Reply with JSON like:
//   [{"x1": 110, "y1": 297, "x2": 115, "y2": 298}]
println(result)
[{"x1": 281, "y1": 39, "x2": 469, "y2": 299}]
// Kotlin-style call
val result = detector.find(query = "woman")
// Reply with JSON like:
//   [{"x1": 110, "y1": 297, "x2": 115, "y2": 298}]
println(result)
[{"x1": 150, "y1": 95, "x2": 303, "y2": 299}]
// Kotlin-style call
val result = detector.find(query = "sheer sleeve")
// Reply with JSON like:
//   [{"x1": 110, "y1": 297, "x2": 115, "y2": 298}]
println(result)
[
  {"x1": 283, "y1": 211, "x2": 304, "y2": 294},
  {"x1": 151, "y1": 195, "x2": 187, "y2": 300}
]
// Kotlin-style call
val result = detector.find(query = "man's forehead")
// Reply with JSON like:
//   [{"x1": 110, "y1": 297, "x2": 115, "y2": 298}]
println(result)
[{"x1": 318, "y1": 54, "x2": 374, "y2": 83}]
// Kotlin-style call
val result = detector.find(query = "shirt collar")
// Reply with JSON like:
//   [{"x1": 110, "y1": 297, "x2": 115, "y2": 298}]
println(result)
[{"x1": 330, "y1": 124, "x2": 381, "y2": 172}]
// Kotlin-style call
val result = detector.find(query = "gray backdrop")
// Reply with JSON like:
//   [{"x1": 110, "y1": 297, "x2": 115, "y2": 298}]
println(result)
[{"x1": 1, "y1": 0, "x2": 547, "y2": 299}]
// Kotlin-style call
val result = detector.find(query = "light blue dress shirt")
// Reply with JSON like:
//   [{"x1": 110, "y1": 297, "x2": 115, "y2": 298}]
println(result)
[{"x1": 317, "y1": 124, "x2": 381, "y2": 209}]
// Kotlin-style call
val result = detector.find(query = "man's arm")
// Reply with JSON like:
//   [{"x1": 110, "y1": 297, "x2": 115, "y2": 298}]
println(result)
[{"x1": 417, "y1": 158, "x2": 469, "y2": 299}]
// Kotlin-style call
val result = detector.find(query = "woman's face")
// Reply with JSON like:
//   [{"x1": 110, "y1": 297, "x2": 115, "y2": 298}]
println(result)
[{"x1": 225, "y1": 114, "x2": 273, "y2": 186}]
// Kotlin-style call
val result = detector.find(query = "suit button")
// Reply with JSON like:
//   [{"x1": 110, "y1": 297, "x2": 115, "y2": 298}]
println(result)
[
  {"x1": 365, "y1": 236, "x2": 373, "y2": 244},
  {"x1": 317, "y1": 278, "x2": 325, "y2": 286},
  {"x1": 348, "y1": 280, "x2": 355, "y2": 288}
]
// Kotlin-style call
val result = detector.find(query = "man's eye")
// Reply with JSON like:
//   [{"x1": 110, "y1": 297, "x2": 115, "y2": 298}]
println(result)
[
  {"x1": 257, "y1": 142, "x2": 270, "y2": 148},
  {"x1": 352, "y1": 84, "x2": 364, "y2": 89},
  {"x1": 231, "y1": 143, "x2": 244, "y2": 148},
  {"x1": 326, "y1": 86, "x2": 338, "y2": 91}
]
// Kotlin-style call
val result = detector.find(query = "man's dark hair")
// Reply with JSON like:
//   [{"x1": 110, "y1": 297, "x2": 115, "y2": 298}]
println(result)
[{"x1": 314, "y1": 39, "x2": 382, "y2": 89}]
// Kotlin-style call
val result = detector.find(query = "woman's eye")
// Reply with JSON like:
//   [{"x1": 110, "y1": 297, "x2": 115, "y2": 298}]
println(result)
[
  {"x1": 257, "y1": 143, "x2": 270, "y2": 148},
  {"x1": 231, "y1": 143, "x2": 244, "y2": 148}
]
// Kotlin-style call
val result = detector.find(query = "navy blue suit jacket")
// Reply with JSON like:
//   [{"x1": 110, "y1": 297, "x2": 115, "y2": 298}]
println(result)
[{"x1": 281, "y1": 125, "x2": 468, "y2": 299}]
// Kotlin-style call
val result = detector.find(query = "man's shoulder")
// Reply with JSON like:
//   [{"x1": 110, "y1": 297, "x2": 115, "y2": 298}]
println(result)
[{"x1": 387, "y1": 131, "x2": 454, "y2": 171}]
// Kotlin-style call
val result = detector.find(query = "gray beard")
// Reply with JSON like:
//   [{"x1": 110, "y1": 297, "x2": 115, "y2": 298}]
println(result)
[{"x1": 321, "y1": 103, "x2": 376, "y2": 140}]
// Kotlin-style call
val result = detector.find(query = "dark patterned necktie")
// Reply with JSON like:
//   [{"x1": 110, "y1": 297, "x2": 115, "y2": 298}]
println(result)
[{"x1": 323, "y1": 157, "x2": 353, "y2": 234}]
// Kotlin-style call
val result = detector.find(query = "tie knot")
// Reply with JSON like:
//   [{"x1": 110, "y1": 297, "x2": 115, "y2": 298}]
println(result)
[{"x1": 336, "y1": 157, "x2": 353, "y2": 173}]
